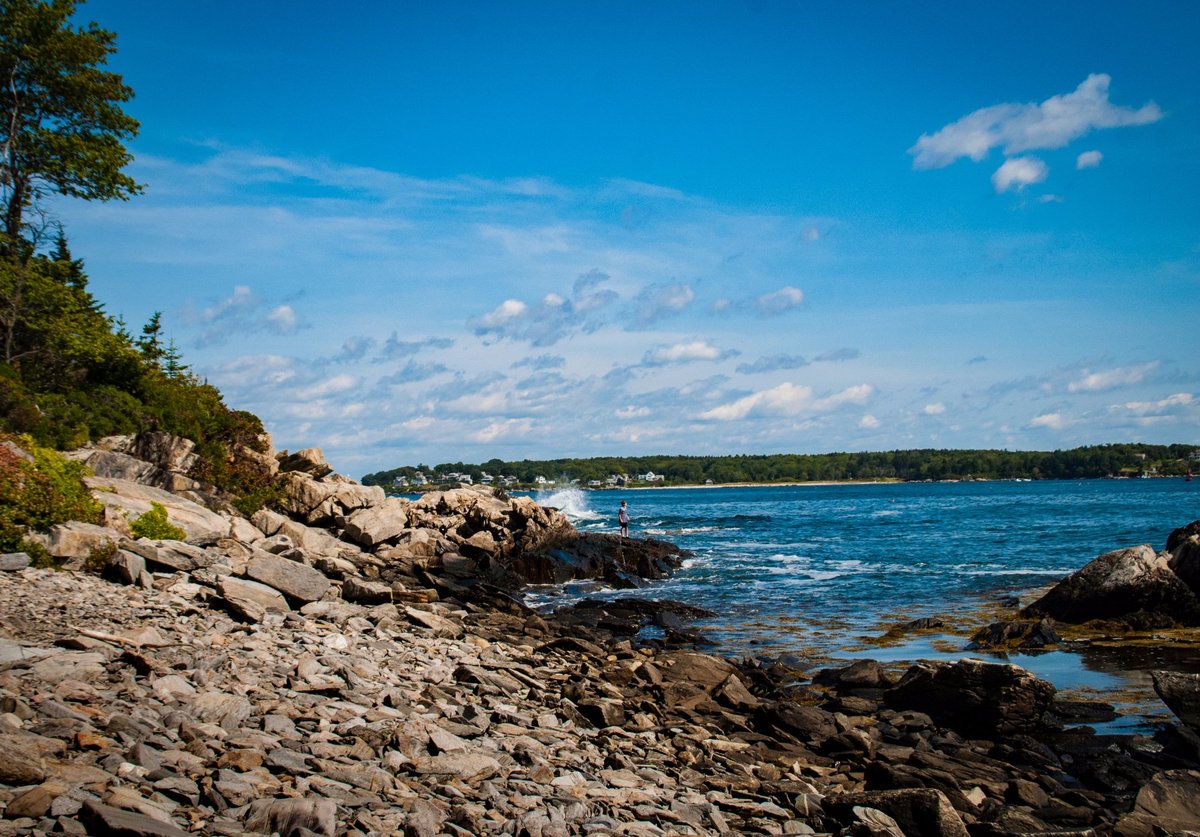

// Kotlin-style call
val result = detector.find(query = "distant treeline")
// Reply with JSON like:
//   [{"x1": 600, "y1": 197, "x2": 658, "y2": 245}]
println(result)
[{"x1": 362, "y1": 443, "x2": 1198, "y2": 488}]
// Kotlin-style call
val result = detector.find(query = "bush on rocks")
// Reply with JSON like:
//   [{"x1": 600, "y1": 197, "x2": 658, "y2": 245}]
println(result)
[
  {"x1": 129, "y1": 501, "x2": 186, "y2": 540},
  {"x1": 0, "y1": 434, "x2": 102, "y2": 560}
]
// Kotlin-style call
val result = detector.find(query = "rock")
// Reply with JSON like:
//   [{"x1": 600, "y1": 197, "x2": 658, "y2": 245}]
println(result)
[
  {"x1": 827, "y1": 789, "x2": 970, "y2": 837},
  {"x1": 1115, "y1": 769, "x2": 1200, "y2": 837},
  {"x1": 0, "y1": 551, "x2": 30, "y2": 571},
  {"x1": 245, "y1": 553, "x2": 330, "y2": 603},
  {"x1": 968, "y1": 618, "x2": 1061, "y2": 650},
  {"x1": 245, "y1": 797, "x2": 337, "y2": 837},
  {"x1": 1023, "y1": 544, "x2": 1200, "y2": 626},
  {"x1": 130, "y1": 431, "x2": 198, "y2": 473},
  {"x1": 884, "y1": 659, "x2": 1056, "y2": 738},
  {"x1": 755, "y1": 702, "x2": 838, "y2": 743},
  {"x1": 217, "y1": 576, "x2": 290, "y2": 621},
  {"x1": 44, "y1": 521, "x2": 121, "y2": 560},
  {"x1": 277, "y1": 447, "x2": 333, "y2": 477},
  {"x1": 813, "y1": 659, "x2": 897, "y2": 690},
  {"x1": 189, "y1": 691, "x2": 252, "y2": 731},
  {"x1": 1152, "y1": 670, "x2": 1200, "y2": 735},
  {"x1": 412, "y1": 752, "x2": 502, "y2": 783},
  {"x1": 342, "y1": 576, "x2": 394, "y2": 604},
  {"x1": 343, "y1": 500, "x2": 412, "y2": 549},
  {"x1": 85, "y1": 476, "x2": 231, "y2": 544},
  {"x1": 104, "y1": 548, "x2": 146, "y2": 585},
  {"x1": 80, "y1": 799, "x2": 190, "y2": 837},
  {"x1": 0, "y1": 732, "x2": 47, "y2": 784},
  {"x1": 1168, "y1": 533, "x2": 1200, "y2": 596},
  {"x1": 1166, "y1": 519, "x2": 1200, "y2": 553}
]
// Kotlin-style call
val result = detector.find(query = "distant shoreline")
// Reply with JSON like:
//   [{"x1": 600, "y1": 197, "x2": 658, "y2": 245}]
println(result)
[{"x1": 621, "y1": 478, "x2": 899, "y2": 491}]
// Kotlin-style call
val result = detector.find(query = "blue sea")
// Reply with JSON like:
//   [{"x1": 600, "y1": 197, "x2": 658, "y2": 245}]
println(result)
[{"x1": 529, "y1": 478, "x2": 1200, "y2": 731}]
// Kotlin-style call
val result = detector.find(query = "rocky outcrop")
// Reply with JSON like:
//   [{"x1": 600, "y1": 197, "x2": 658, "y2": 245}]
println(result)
[
  {"x1": 884, "y1": 658, "x2": 1057, "y2": 738},
  {"x1": 83, "y1": 476, "x2": 232, "y2": 544},
  {"x1": 1151, "y1": 670, "x2": 1200, "y2": 735},
  {"x1": 1022, "y1": 543, "x2": 1200, "y2": 627}
]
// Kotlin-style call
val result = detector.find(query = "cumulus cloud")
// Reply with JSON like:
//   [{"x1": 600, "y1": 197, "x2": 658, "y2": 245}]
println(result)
[
  {"x1": 1076, "y1": 150, "x2": 1104, "y2": 169},
  {"x1": 1030, "y1": 412, "x2": 1067, "y2": 430},
  {"x1": 298, "y1": 374, "x2": 358, "y2": 400},
  {"x1": 471, "y1": 271, "x2": 619, "y2": 345},
  {"x1": 616, "y1": 405, "x2": 651, "y2": 419},
  {"x1": 471, "y1": 418, "x2": 534, "y2": 443},
  {"x1": 754, "y1": 286, "x2": 805, "y2": 316},
  {"x1": 923, "y1": 402, "x2": 946, "y2": 415},
  {"x1": 858, "y1": 414, "x2": 881, "y2": 429},
  {"x1": 186, "y1": 284, "x2": 307, "y2": 346},
  {"x1": 631, "y1": 282, "x2": 696, "y2": 327},
  {"x1": 642, "y1": 340, "x2": 738, "y2": 366},
  {"x1": 910, "y1": 74, "x2": 1162, "y2": 169},
  {"x1": 736, "y1": 354, "x2": 809, "y2": 374},
  {"x1": 1068, "y1": 361, "x2": 1159, "y2": 392},
  {"x1": 1113, "y1": 392, "x2": 1193, "y2": 415},
  {"x1": 700, "y1": 382, "x2": 872, "y2": 421},
  {"x1": 992, "y1": 156, "x2": 1049, "y2": 193}
]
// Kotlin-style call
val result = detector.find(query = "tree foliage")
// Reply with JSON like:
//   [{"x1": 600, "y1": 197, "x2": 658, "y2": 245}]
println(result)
[
  {"x1": 363, "y1": 444, "x2": 1199, "y2": 488},
  {"x1": 1, "y1": 0, "x2": 141, "y2": 261}
]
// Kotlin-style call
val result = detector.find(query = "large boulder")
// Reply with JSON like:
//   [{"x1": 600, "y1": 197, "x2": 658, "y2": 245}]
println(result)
[
  {"x1": 1151, "y1": 670, "x2": 1200, "y2": 735},
  {"x1": 343, "y1": 500, "x2": 412, "y2": 549},
  {"x1": 1022, "y1": 544, "x2": 1200, "y2": 626},
  {"x1": 245, "y1": 553, "x2": 330, "y2": 603},
  {"x1": 1115, "y1": 769, "x2": 1200, "y2": 837},
  {"x1": 1166, "y1": 519, "x2": 1200, "y2": 553},
  {"x1": 1167, "y1": 532, "x2": 1200, "y2": 596},
  {"x1": 85, "y1": 476, "x2": 231, "y2": 544},
  {"x1": 41, "y1": 521, "x2": 122, "y2": 560},
  {"x1": 884, "y1": 659, "x2": 1056, "y2": 738}
]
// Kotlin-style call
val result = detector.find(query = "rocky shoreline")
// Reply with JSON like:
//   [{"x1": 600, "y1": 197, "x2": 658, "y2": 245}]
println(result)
[{"x1": 2, "y1": 433, "x2": 1200, "y2": 836}]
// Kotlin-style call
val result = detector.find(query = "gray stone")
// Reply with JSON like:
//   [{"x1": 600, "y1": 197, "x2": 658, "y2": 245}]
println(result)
[
  {"x1": 80, "y1": 799, "x2": 190, "y2": 837},
  {"x1": 0, "y1": 732, "x2": 47, "y2": 784},
  {"x1": 0, "y1": 552, "x2": 30, "y2": 571},
  {"x1": 342, "y1": 576, "x2": 393, "y2": 605},
  {"x1": 217, "y1": 576, "x2": 290, "y2": 621},
  {"x1": 246, "y1": 553, "x2": 330, "y2": 603},
  {"x1": 246, "y1": 797, "x2": 336, "y2": 837},
  {"x1": 44, "y1": 521, "x2": 121, "y2": 560}
]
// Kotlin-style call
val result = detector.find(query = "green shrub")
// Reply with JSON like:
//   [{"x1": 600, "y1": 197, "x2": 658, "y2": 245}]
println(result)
[
  {"x1": 0, "y1": 434, "x2": 102, "y2": 553},
  {"x1": 129, "y1": 501, "x2": 185, "y2": 540},
  {"x1": 84, "y1": 540, "x2": 118, "y2": 573}
]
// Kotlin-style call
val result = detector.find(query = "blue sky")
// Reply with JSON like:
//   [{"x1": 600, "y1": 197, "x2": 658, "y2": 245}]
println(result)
[{"x1": 57, "y1": 1, "x2": 1198, "y2": 475}]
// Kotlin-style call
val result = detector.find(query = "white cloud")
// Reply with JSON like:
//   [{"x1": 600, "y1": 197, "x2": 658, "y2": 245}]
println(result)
[
  {"x1": 471, "y1": 418, "x2": 533, "y2": 443},
  {"x1": 298, "y1": 374, "x2": 358, "y2": 400},
  {"x1": 643, "y1": 340, "x2": 734, "y2": 366},
  {"x1": 700, "y1": 382, "x2": 872, "y2": 421},
  {"x1": 1114, "y1": 392, "x2": 1193, "y2": 415},
  {"x1": 616, "y1": 405, "x2": 651, "y2": 419},
  {"x1": 910, "y1": 74, "x2": 1162, "y2": 169},
  {"x1": 1076, "y1": 150, "x2": 1104, "y2": 169},
  {"x1": 923, "y1": 402, "x2": 946, "y2": 415},
  {"x1": 992, "y1": 157, "x2": 1049, "y2": 193},
  {"x1": 1030, "y1": 412, "x2": 1067, "y2": 429},
  {"x1": 631, "y1": 283, "x2": 696, "y2": 326},
  {"x1": 1068, "y1": 361, "x2": 1159, "y2": 392},
  {"x1": 858, "y1": 414, "x2": 881, "y2": 429},
  {"x1": 477, "y1": 299, "x2": 528, "y2": 328},
  {"x1": 754, "y1": 285, "x2": 805, "y2": 316},
  {"x1": 266, "y1": 304, "x2": 299, "y2": 332}
]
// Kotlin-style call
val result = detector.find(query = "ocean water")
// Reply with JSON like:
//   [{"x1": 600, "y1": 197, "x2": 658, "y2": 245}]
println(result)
[{"x1": 530, "y1": 479, "x2": 1200, "y2": 730}]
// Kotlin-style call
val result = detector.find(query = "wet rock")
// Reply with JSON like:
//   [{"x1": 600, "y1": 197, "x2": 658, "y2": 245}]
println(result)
[
  {"x1": 1151, "y1": 670, "x2": 1200, "y2": 735},
  {"x1": 1023, "y1": 545, "x2": 1200, "y2": 626},
  {"x1": 884, "y1": 659, "x2": 1057, "y2": 738},
  {"x1": 969, "y1": 618, "x2": 1061, "y2": 650}
]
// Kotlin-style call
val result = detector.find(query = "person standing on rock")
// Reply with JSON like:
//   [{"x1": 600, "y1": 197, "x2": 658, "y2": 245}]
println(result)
[{"x1": 618, "y1": 500, "x2": 630, "y2": 537}]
